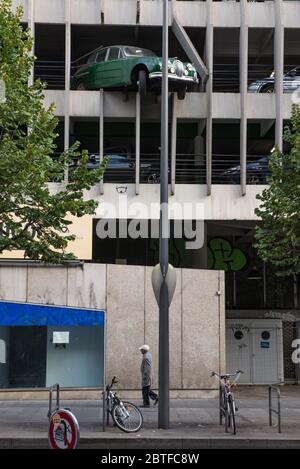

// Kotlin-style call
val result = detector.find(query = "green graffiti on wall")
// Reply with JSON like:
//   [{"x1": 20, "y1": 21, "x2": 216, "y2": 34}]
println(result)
[{"x1": 207, "y1": 238, "x2": 247, "y2": 272}]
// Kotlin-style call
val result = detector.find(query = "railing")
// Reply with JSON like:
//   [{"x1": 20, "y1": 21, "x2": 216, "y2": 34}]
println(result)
[
  {"x1": 49, "y1": 152, "x2": 270, "y2": 185},
  {"x1": 268, "y1": 385, "x2": 281, "y2": 433},
  {"x1": 214, "y1": 63, "x2": 299, "y2": 93},
  {"x1": 34, "y1": 59, "x2": 299, "y2": 93},
  {"x1": 212, "y1": 153, "x2": 269, "y2": 184},
  {"x1": 34, "y1": 61, "x2": 65, "y2": 90}
]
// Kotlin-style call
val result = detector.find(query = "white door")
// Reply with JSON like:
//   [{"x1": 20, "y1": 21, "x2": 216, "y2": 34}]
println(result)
[
  {"x1": 252, "y1": 327, "x2": 282, "y2": 384},
  {"x1": 226, "y1": 326, "x2": 251, "y2": 383}
]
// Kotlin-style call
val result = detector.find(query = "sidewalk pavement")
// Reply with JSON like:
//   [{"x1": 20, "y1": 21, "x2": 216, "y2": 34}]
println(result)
[{"x1": 0, "y1": 386, "x2": 300, "y2": 448}]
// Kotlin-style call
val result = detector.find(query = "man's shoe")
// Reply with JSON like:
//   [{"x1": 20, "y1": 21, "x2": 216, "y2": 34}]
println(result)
[
  {"x1": 153, "y1": 398, "x2": 159, "y2": 406},
  {"x1": 140, "y1": 404, "x2": 150, "y2": 408}
]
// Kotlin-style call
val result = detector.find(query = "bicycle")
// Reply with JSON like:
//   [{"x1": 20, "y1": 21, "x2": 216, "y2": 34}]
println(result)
[
  {"x1": 211, "y1": 370, "x2": 243, "y2": 435},
  {"x1": 103, "y1": 376, "x2": 143, "y2": 433}
]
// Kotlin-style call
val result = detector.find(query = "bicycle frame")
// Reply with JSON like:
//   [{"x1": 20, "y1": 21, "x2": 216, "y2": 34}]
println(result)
[
  {"x1": 211, "y1": 370, "x2": 242, "y2": 429},
  {"x1": 104, "y1": 377, "x2": 130, "y2": 425}
]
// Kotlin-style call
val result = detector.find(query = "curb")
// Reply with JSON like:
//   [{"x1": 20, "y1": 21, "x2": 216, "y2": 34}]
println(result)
[{"x1": 1, "y1": 437, "x2": 300, "y2": 449}]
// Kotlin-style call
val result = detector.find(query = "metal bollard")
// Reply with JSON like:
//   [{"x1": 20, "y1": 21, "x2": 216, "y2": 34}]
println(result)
[
  {"x1": 268, "y1": 385, "x2": 281, "y2": 433},
  {"x1": 48, "y1": 383, "x2": 60, "y2": 419}
]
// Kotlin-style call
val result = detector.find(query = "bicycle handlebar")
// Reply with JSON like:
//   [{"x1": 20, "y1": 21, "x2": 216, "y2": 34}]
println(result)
[
  {"x1": 106, "y1": 376, "x2": 119, "y2": 391},
  {"x1": 211, "y1": 370, "x2": 244, "y2": 380}
]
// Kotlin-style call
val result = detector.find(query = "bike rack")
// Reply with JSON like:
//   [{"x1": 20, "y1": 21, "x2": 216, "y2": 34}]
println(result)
[
  {"x1": 268, "y1": 385, "x2": 281, "y2": 433},
  {"x1": 48, "y1": 383, "x2": 60, "y2": 419}
]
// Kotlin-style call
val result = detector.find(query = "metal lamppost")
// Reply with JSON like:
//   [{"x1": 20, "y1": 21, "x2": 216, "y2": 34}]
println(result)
[{"x1": 151, "y1": 0, "x2": 176, "y2": 430}]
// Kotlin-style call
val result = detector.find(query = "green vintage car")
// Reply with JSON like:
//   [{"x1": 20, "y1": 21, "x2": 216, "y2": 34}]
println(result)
[{"x1": 70, "y1": 45, "x2": 199, "y2": 100}]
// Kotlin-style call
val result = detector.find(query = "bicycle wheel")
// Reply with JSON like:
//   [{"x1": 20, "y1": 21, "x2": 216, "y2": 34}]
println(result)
[
  {"x1": 112, "y1": 401, "x2": 143, "y2": 433},
  {"x1": 224, "y1": 395, "x2": 230, "y2": 433},
  {"x1": 228, "y1": 395, "x2": 236, "y2": 435}
]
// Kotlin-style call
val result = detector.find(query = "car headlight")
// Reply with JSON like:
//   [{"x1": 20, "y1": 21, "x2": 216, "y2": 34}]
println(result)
[
  {"x1": 159, "y1": 62, "x2": 162, "y2": 71},
  {"x1": 187, "y1": 64, "x2": 194, "y2": 71},
  {"x1": 170, "y1": 67, "x2": 175, "y2": 74},
  {"x1": 184, "y1": 70, "x2": 189, "y2": 76}
]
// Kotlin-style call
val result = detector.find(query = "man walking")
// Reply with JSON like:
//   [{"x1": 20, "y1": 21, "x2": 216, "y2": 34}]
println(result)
[{"x1": 139, "y1": 344, "x2": 158, "y2": 407}]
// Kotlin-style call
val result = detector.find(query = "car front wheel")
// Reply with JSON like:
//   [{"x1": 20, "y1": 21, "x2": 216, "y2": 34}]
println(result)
[
  {"x1": 261, "y1": 84, "x2": 274, "y2": 93},
  {"x1": 247, "y1": 173, "x2": 263, "y2": 184},
  {"x1": 76, "y1": 80, "x2": 86, "y2": 90}
]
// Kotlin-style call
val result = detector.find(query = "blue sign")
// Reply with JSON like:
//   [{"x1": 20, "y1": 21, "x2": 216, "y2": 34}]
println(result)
[
  {"x1": 260, "y1": 341, "x2": 270, "y2": 349},
  {"x1": 0, "y1": 301, "x2": 105, "y2": 326}
]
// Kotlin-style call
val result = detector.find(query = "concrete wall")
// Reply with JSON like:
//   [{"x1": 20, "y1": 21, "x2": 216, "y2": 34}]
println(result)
[
  {"x1": 47, "y1": 91, "x2": 293, "y2": 121},
  {"x1": 106, "y1": 264, "x2": 225, "y2": 396},
  {"x1": 12, "y1": 0, "x2": 300, "y2": 28},
  {"x1": 89, "y1": 183, "x2": 262, "y2": 221},
  {"x1": 0, "y1": 263, "x2": 225, "y2": 396}
]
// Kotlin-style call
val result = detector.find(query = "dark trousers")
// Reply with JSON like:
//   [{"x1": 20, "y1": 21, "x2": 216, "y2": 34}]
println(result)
[
  {"x1": 142, "y1": 386, "x2": 150, "y2": 405},
  {"x1": 142, "y1": 386, "x2": 158, "y2": 405}
]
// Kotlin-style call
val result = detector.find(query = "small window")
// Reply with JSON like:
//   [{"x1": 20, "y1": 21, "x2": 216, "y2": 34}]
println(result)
[
  {"x1": 107, "y1": 48, "x2": 120, "y2": 61},
  {"x1": 87, "y1": 52, "x2": 97, "y2": 64},
  {"x1": 109, "y1": 155, "x2": 127, "y2": 164},
  {"x1": 96, "y1": 49, "x2": 107, "y2": 63},
  {"x1": 234, "y1": 330, "x2": 244, "y2": 340},
  {"x1": 261, "y1": 330, "x2": 270, "y2": 341}
]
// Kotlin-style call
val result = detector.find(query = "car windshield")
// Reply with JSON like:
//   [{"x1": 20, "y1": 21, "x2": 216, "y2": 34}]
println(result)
[{"x1": 123, "y1": 47, "x2": 156, "y2": 58}]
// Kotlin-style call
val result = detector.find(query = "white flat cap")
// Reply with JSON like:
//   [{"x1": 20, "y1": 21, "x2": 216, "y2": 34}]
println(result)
[{"x1": 139, "y1": 344, "x2": 150, "y2": 351}]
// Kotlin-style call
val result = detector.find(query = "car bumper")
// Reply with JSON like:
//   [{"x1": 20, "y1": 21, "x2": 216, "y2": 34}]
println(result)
[
  {"x1": 248, "y1": 84, "x2": 264, "y2": 93},
  {"x1": 149, "y1": 71, "x2": 199, "y2": 85}
]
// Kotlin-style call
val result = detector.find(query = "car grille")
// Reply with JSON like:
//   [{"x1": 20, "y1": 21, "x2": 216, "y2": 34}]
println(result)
[{"x1": 174, "y1": 60, "x2": 184, "y2": 78}]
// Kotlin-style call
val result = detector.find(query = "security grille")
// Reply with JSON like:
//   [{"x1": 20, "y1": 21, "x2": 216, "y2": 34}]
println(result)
[{"x1": 282, "y1": 321, "x2": 296, "y2": 382}]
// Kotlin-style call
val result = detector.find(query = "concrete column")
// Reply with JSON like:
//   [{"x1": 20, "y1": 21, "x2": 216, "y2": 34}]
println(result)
[
  {"x1": 64, "y1": 0, "x2": 71, "y2": 184},
  {"x1": 205, "y1": 0, "x2": 213, "y2": 196},
  {"x1": 240, "y1": 0, "x2": 248, "y2": 196},
  {"x1": 190, "y1": 220, "x2": 207, "y2": 269},
  {"x1": 171, "y1": 93, "x2": 177, "y2": 196},
  {"x1": 274, "y1": 0, "x2": 284, "y2": 151},
  {"x1": 194, "y1": 120, "x2": 205, "y2": 169},
  {"x1": 28, "y1": 0, "x2": 34, "y2": 87},
  {"x1": 99, "y1": 88, "x2": 104, "y2": 194},
  {"x1": 135, "y1": 91, "x2": 140, "y2": 195}
]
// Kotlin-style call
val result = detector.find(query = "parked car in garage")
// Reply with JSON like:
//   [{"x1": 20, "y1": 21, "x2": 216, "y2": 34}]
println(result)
[
  {"x1": 222, "y1": 156, "x2": 270, "y2": 184},
  {"x1": 248, "y1": 66, "x2": 300, "y2": 93},
  {"x1": 71, "y1": 45, "x2": 199, "y2": 100},
  {"x1": 86, "y1": 153, "x2": 158, "y2": 183}
]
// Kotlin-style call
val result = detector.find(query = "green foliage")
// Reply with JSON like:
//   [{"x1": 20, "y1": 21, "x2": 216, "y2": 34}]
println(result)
[
  {"x1": 255, "y1": 104, "x2": 300, "y2": 277},
  {"x1": 0, "y1": 0, "x2": 105, "y2": 263}
]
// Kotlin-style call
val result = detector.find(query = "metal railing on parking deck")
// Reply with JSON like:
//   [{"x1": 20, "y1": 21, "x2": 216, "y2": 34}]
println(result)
[
  {"x1": 34, "y1": 59, "x2": 298, "y2": 93},
  {"x1": 212, "y1": 153, "x2": 269, "y2": 185},
  {"x1": 34, "y1": 61, "x2": 65, "y2": 90},
  {"x1": 48, "y1": 152, "x2": 270, "y2": 185}
]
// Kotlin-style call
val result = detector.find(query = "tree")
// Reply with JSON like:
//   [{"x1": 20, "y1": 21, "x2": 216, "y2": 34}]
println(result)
[
  {"x1": 255, "y1": 104, "x2": 300, "y2": 277},
  {"x1": 0, "y1": 0, "x2": 105, "y2": 263}
]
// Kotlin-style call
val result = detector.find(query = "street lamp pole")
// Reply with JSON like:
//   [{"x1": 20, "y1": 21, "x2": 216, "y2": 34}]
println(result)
[{"x1": 158, "y1": 0, "x2": 170, "y2": 429}]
